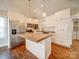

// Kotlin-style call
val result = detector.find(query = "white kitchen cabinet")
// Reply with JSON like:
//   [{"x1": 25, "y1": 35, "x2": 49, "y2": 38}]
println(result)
[
  {"x1": 55, "y1": 8, "x2": 72, "y2": 48},
  {"x1": 41, "y1": 15, "x2": 56, "y2": 32}
]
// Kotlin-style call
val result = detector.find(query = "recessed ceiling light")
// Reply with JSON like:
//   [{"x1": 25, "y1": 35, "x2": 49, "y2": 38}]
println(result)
[
  {"x1": 41, "y1": 4, "x2": 44, "y2": 7},
  {"x1": 33, "y1": 10, "x2": 36, "y2": 13},
  {"x1": 28, "y1": 18, "x2": 31, "y2": 21}
]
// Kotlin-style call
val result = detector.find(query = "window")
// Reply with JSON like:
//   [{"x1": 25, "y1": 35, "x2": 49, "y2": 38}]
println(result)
[{"x1": 0, "y1": 17, "x2": 5, "y2": 38}]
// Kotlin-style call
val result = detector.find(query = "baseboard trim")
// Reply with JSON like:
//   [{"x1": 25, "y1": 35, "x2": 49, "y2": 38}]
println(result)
[
  {"x1": 52, "y1": 41, "x2": 71, "y2": 48},
  {"x1": 47, "y1": 51, "x2": 51, "y2": 59},
  {"x1": 74, "y1": 39, "x2": 79, "y2": 41},
  {"x1": 52, "y1": 42, "x2": 70, "y2": 49},
  {"x1": 0, "y1": 44, "x2": 8, "y2": 47}
]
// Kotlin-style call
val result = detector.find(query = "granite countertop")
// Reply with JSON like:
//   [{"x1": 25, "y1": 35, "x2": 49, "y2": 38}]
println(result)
[{"x1": 19, "y1": 32, "x2": 51, "y2": 42}]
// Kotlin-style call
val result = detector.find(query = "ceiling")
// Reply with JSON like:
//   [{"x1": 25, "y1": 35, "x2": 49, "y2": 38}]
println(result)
[{"x1": 0, "y1": 0, "x2": 79, "y2": 19}]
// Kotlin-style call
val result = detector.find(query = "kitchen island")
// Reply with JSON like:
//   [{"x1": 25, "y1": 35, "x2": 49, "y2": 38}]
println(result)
[{"x1": 19, "y1": 32, "x2": 51, "y2": 59}]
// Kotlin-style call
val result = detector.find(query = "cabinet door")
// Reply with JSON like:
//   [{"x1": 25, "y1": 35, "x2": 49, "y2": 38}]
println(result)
[
  {"x1": 55, "y1": 19, "x2": 72, "y2": 47},
  {"x1": 56, "y1": 20, "x2": 69, "y2": 40}
]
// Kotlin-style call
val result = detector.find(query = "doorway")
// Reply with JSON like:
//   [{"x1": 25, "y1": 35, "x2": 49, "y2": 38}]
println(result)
[{"x1": 69, "y1": 18, "x2": 79, "y2": 58}]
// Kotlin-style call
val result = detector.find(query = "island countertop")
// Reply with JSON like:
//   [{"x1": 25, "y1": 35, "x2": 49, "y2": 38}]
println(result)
[{"x1": 19, "y1": 32, "x2": 51, "y2": 42}]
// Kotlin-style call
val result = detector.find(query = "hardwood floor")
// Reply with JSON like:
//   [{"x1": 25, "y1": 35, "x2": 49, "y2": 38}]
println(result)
[
  {"x1": 0, "y1": 45, "x2": 38, "y2": 59},
  {"x1": 49, "y1": 43, "x2": 70, "y2": 59},
  {"x1": 70, "y1": 40, "x2": 79, "y2": 59},
  {"x1": 0, "y1": 40, "x2": 79, "y2": 59}
]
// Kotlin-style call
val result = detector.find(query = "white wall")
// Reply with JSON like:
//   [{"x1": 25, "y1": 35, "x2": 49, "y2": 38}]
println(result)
[{"x1": 0, "y1": 10, "x2": 7, "y2": 16}]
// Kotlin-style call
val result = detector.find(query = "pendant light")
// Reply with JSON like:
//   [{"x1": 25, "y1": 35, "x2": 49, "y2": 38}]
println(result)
[
  {"x1": 28, "y1": 0, "x2": 31, "y2": 20},
  {"x1": 42, "y1": 12, "x2": 46, "y2": 17},
  {"x1": 42, "y1": 0, "x2": 46, "y2": 17}
]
